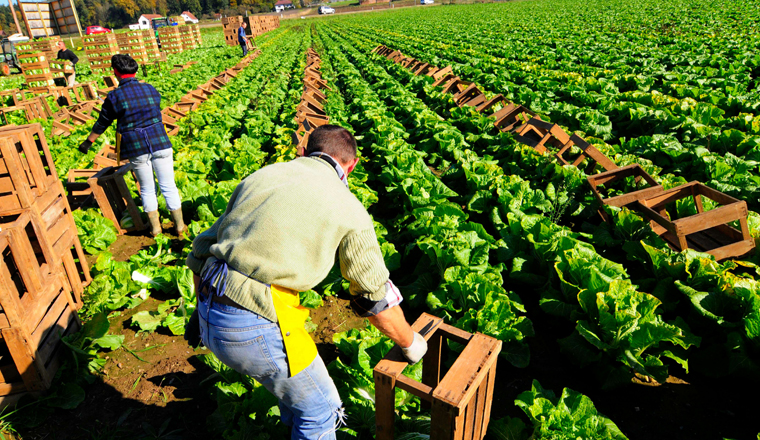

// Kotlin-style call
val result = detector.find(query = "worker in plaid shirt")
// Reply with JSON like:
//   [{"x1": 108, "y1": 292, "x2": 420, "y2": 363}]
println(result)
[{"x1": 79, "y1": 54, "x2": 186, "y2": 237}]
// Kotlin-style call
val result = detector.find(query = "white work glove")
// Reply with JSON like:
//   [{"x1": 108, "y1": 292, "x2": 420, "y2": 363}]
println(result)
[{"x1": 401, "y1": 332, "x2": 428, "y2": 364}]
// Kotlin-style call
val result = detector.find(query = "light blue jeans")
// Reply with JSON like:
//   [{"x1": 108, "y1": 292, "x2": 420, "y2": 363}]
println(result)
[
  {"x1": 197, "y1": 292, "x2": 343, "y2": 440},
  {"x1": 129, "y1": 148, "x2": 182, "y2": 212}
]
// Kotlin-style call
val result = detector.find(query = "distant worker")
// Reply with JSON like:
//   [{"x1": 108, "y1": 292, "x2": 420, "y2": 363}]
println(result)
[
  {"x1": 78, "y1": 54, "x2": 186, "y2": 238},
  {"x1": 238, "y1": 21, "x2": 248, "y2": 56},
  {"x1": 56, "y1": 41, "x2": 78, "y2": 86}
]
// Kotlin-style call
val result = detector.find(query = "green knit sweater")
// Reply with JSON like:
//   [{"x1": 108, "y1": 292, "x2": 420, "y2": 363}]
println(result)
[{"x1": 186, "y1": 156, "x2": 389, "y2": 322}]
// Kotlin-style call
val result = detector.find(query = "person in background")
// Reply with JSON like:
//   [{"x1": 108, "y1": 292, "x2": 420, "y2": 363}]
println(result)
[
  {"x1": 238, "y1": 21, "x2": 248, "y2": 57},
  {"x1": 78, "y1": 54, "x2": 186, "y2": 237},
  {"x1": 186, "y1": 125, "x2": 427, "y2": 440},
  {"x1": 56, "y1": 41, "x2": 78, "y2": 86}
]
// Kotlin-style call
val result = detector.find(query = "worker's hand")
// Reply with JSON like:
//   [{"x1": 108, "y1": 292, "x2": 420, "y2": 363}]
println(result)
[
  {"x1": 401, "y1": 332, "x2": 427, "y2": 364},
  {"x1": 78, "y1": 139, "x2": 93, "y2": 154}
]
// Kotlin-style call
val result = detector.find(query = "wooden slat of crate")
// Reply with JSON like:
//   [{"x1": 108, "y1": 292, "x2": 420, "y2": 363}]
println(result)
[
  {"x1": 82, "y1": 165, "x2": 146, "y2": 235},
  {"x1": 18, "y1": 60, "x2": 50, "y2": 71},
  {"x1": 0, "y1": 216, "x2": 51, "y2": 301},
  {"x1": 587, "y1": 164, "x2": 663, "y2": 210},
  {"x1": 59, "y1": 237, "x2": 89, "y2": 308},
  {"x1": 374, "y1": 313, "x2": 499, "y2": 440},
  {"x1": 0, "y1": 225, "x2": 64, "y2": 364},
  {"x1": 556, "y1": 133, "x2": 618, "y2": 173},
  {"x1": 0, "y1": 123, "x2": 58, "y2": 198},
  {"x1": 0, "y1": 138, "x2": 38, "y2": 213},
  {"x1": 0, "y1": 274, "x2": 80, "y2": 397},
  {"x1": 635, "y1": 181, "x2": 755, "y2": 260}
]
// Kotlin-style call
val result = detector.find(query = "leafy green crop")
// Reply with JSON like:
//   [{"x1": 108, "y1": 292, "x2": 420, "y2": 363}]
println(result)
[{"x1": 489, "y1": 380, "x2": 628, "y2": 440}]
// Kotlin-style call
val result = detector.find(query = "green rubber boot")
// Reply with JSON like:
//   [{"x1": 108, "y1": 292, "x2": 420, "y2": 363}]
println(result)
[
  {"x1": 171, "y1": 208, "x2": 187, "y2": 237},
  {"x1": 146, "y1": 210, "x2": 162, "y2": 237}
]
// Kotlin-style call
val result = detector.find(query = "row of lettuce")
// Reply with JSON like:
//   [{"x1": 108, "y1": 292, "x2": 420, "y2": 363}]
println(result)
[
  {"x1": 325, "y1": 13, "x2": 760, "y2": 385},
  {"x1": 14, "y1": 15, "x2": 756, "y2": 438},
  {"x1": 311, "y1": 24, "x2": 633, "y2": 438},
  {"x1": 65, "y1": 23, "x2": 632, "y2": 439},
  {"x1": 332, "y1": 0, "x2": 760, "y2": 215}
]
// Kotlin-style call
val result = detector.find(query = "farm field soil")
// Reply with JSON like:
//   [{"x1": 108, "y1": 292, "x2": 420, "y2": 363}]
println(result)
[
  {"x1": 10, "y1": 308, "x2": 758, "y2": 440},
  {"x1": 10, "y1": 233, "x2": 367, "y2": 439}
]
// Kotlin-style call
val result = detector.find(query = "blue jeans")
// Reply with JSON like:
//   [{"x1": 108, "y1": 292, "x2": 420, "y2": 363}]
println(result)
[
  {"x1": 240, "y1": 41, "x2": 248, "y2": 56},
  {"x1": 129, "y1": 148, "x2": 181, "y2": 212},
  {"x1": 198, "y1": 293, "x2": 343, "y2": 440}
]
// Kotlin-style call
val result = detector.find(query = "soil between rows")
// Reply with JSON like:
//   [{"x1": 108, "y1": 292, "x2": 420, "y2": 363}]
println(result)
[{"x1": 10, "y1": 234, "x2": 760, "y2": 439}]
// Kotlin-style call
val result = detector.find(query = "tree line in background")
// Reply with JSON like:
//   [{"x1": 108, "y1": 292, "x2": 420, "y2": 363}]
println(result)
[{"x1": 0, "y1": 0, "x2": 278, "y2": 35}]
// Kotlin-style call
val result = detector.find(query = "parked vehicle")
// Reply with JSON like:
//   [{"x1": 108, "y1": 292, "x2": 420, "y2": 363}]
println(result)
[
  {"x1": 151, "y1": 17, "x2": 178, "y2": 30},
  {"x1": 319, "y1": 5, "x2": 335, "y2": 14},
  {"x1": 420, "y1": 0, "x2": 434, "y2": 4},
  {"x1": 6, "y1": 33, "x2": 29, "y2": 43},
  {"x1": 0, "y1": 38, "x2": 22, "y2": 76},
  {"x1": 85, "y1": 25, "x2": 112, "y2": 35}
]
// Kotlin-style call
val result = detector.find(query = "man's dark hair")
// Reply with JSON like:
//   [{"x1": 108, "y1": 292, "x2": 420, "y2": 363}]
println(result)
[
  {"x1": 111, "y1": 54, "x2": 139, "y2": 74},
  {"x1": 304, "y1": 125, "x2": 357, "y2": 164}
]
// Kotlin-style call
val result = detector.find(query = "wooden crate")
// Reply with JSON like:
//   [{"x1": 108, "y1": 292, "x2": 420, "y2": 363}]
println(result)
[
  {"x1": 452, "y1": 83, "x2": 487, "y2": 108},
  {"x1": 587, "y1": 164, "x2": 663, "y2": 222},
  {"x1": 490, "y1": 103, "x2": 536, "y2": 132},
  {"x1": 587, "y1": 164, "x2": 662, "y2": 208},
  {"x1": 0, "y1": 126, "x2": 57, "y2": 214},
  {"x1": 634, "y1": 181, "x2": 755, "y2": 260},
  {"x1": 28, "y1": 181, "x2": 89, "y2": 304},
  {"x1": 474, "y1": 94, "x2": 506, "y2": 113},
  {"x1": 0, "y1": 268, "x2": 81, "y2": 405},
  {"x1": 1, "y1": 179, "x2": 90, "y2": 303},
  {"x1": 374, "y1": 313, "x2": 501, "y2": 440},
  {"x1": 65, "y1": 166, "x2": 146, "y2": 235},
  {"x1": 555, "y1": 134, "x2": 618, "y2": 173},
  {"x1": 510, "y1": 117, "x2": 570, "y2": 153},
  {"x1": 0, "y1": 211, "x2": 55, "y2": 299},
  {"x1": 92, "y1": 143, "x2": 128, "y2": 169}
]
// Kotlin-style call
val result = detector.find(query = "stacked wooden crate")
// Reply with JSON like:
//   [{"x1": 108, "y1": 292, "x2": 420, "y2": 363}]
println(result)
[
  {"x1": 0, "y1": 123, "x2": 90, "y2": 406},
  {"x1": 158, "y1": 26, "x2": 183, "y2": 55},
  {"x1": 222, "y1": 16, "x2": 243, "y2": 47},
  {"x1": 116, "y1": 30, "x2": 149, "y2": 64},
  {"x1": 84, "y1": 33, "x2": 119, "y2": 76},
  {"x1": 178, "y1": 25, "x2": 197, "y2": 51},
  {"x1": 248, "y1": 16, "x2": 279, "y2": 37},
  {"x1": 48, "y1": 59, "x2": 74, "y2": 79},
  {"x1": 15, "y1": 37, "x2": 61, "y2": 61},
  {"x1": 140, "y1": 30, "x2": 163, "y2": 62},
  {"x1": 16, "y1": 52, "x2": 55, "y2": 91},
  {"x1": 191, "y1": 24, "x2": 202, "y2": 46}
]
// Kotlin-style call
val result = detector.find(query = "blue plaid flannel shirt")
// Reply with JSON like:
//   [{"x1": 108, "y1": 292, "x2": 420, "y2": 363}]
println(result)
[{"x1": 93, "y1": 77, "x2": 172, "y2": 160}]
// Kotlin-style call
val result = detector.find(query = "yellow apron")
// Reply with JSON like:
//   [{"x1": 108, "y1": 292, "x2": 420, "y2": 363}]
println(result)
[{"x1": 270, "y1": 285, "x2": 318, "y2": 377}]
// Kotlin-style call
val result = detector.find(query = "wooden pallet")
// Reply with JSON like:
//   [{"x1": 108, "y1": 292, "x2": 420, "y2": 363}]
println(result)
[
  {"x1": 634, "y1": 181, "x2": 755, "y2": 260},
  {"x1": 374, "y1": 313, "x2": 501, "y2": 440},
  {"x1": 65, "y1": 166, "x2": 146, "y2": 235}
]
